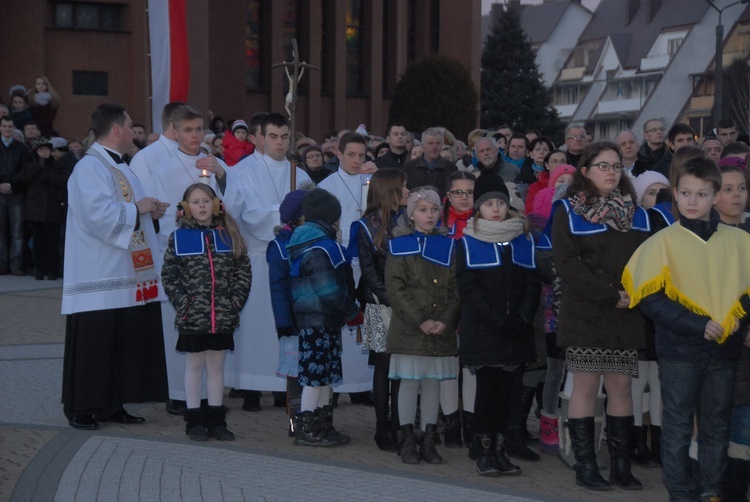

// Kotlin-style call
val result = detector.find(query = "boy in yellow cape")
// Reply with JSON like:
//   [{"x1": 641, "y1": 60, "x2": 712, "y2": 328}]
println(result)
[{"x1": 621, "y1": 157, "x2": 750, "y2": 501}]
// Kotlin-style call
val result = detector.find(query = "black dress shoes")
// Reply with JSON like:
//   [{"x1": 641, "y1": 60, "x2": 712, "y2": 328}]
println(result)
[
  {"x1": 69, "y1": 414, "x2": 99, "y2": 430},
  {"x1": 166, "y1": 399, "x2": 187, "y2": 415},
  {"x1": 97, "y1": 408, "x2": 146, "y2": 424}
]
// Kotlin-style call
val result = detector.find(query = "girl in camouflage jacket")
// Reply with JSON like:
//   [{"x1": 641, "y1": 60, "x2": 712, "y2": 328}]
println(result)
[{"x1": 162, "y1": 184, "x2": 252, "y2": 442}]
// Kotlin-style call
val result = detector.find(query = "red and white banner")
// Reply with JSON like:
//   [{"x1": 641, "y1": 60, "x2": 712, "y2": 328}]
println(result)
[{"x1": 148, "y1": 0, "x2": 189, "y2": 133}]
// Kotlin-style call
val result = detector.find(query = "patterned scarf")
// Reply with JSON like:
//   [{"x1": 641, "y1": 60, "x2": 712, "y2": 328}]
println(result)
[{"x1": 568, "y1": 188, "x2": 635, "y2": 232}]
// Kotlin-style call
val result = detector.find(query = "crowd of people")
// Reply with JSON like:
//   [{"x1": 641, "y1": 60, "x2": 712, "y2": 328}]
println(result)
[{"x1": 2, "y1": 84, "x2": 750, "y2": 501}]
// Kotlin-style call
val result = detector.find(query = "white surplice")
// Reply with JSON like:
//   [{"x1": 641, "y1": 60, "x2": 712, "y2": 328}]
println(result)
[
  {"x1": 152, "y1": 149, "x2": 222, "y2": 401},
  {"x1": 62, "y1": 142, "x2": 165, "y2": 314},
  {"x1": 221, "y1": 153, "x2": 312, "y2": 391},
  {"x1": 129, "y1": 134, "x2": 179, "y2": 196},
  {"x1": 318, "y1": 169, "x2": 374, "y2": 393}
]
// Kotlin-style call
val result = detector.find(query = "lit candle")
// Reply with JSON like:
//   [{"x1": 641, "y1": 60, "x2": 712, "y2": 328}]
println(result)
[
  {"x1": 360, "y1": 175, "x2": 370, "y2": 215},
  {"x1": 199, "y1": 169, "x2": 210, "y2": 184}
]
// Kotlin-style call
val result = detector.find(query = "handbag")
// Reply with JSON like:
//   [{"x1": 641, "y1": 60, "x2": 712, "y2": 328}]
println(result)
[{"x1": 372, "y1": 294, "x2": 392, "y2": 330}]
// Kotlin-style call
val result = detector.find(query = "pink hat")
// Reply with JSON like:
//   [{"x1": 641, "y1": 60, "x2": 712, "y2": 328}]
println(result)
[
  {"x1": 407, "y1": 186, "x2": 441, "y2": 217},
  {"x1": 548, "y1": 164, "x2": 577, "y2": 188},
  {"x1": 719, "y1": 156, "x2": 747, "y2": 171}
]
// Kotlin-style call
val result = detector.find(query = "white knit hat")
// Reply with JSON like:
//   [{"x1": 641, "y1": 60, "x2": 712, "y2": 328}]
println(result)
[{"x1": 633, "y1": 171, "x2": 669, "y2": 204}]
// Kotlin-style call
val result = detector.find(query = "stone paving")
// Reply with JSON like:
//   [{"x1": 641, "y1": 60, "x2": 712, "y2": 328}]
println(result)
[{"x1": 0, "y1": 276, "x2": 669, "y2": 501}]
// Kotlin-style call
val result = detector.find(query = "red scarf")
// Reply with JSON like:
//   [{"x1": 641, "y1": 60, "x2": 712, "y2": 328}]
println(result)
[{"x1": 447, "y1": 206, "x2": 473, "y2": 239}]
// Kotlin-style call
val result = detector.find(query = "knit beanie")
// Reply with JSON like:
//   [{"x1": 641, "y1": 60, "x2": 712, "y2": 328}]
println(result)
[
  {"x1": 548, "y1": 164, "x2": 577, "y2": 188},
  {"x1": 473, "y1": 169, "x2": 510, "y2": 209},
  {"x1": 633, "y1": 171, "x2": 669, "y2": 204},
  {"x1": 231, "y1": 120, "x2": 248, "y2": 133},
  {"x1": 30, "y1": 136, "x2": 52, "y2": 151},
  {"x1": 406, "y1": 186, "x2": 442, "y2": 217},
  {"x1": 719, "y1": 156, "x2": 747, "y2": 171},
  {"x1": 279, "y1": 189, "x2": 307, "y2": 224},
  {"x1": 302, "y1": 188, "x2": 341, "y2": 225}
]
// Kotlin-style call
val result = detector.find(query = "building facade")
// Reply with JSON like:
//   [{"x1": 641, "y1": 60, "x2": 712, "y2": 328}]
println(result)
[{"x1": 0, "y1": 0, "x2": 481, "y2": 140}]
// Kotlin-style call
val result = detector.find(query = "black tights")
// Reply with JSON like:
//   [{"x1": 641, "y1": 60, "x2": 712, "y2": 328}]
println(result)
[
  {"x1": 371, "y1": 351, "x2": 399, "y2": 427},
  {"x1": 473, "y1": 366, "x2": 521, "y2": 435}
]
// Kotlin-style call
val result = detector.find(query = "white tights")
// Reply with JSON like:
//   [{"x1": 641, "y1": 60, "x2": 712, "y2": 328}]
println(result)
[
  {"x1": 300, "y1": 385, "x2": 332, "y2": 412},
  {"x1": 631, "y1": 360, "x2": 662, "y2": 426},
  {"x1": 185, "y1": 350, "x2": 227, "y2": 409}
]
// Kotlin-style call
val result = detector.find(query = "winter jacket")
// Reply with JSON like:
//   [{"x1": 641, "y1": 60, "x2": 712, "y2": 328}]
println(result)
[
  {"x1": 374, "y1": 149, "x2": 409, "y2": 170},
  {"x1": 525, "y1": 170, "x2": 550, "y2": 214},
  {"x1": 19, "y1": 156, "x2": 69, "y2": 223},
  {"x1": 287, "y1": 221, "x2": 359, "y2": 330},
  {"x1": 162, "y1": 223, "x2": 252, "y2": 334},
  {"x1": 266, "y1": 226, "x2": 296, "y2": 338},
  {"x1": 633, "y1": 143, "x2": 667, "y2": 175},
  {"x1": 402, "y1": 156, "x2": 458, "y2": 199},
  {"x1": 352, "y1": 209, "x2": 407, "y2": 307},
  {"x1": 0, "y1": 139, "x2": 29, "y2": 191},
  {"x1": 29, "y1": 102, "x2": 57, "y2": 137},
  {"x1": 222, "y1": 132, "x2": 254, "y2": 166},
  {"x1": 384, "y1": 227, "x2": 461, "y2": 357},
  {"x1": 457, "y1": 233, "x2": 540, "y2": 367},
  {"x1": 550, "y1": 200, "x2": 648, "y2": 350}
]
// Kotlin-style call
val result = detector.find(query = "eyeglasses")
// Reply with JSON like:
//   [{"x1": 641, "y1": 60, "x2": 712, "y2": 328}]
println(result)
[
  {"x1": 567, "y1": 134, "x2": 586, "y2": 141},
  {"x1": 646, "y1": 127, "x2": 666, "y2": 134},
  {"x1": 591, "y1": 162, "x2": 625, "y2": 172},
  {"x1": 449, "y1": 189, "x2": 474, "y2": 198},
  {"x1": 306, "y1": 153, "x2": 323, "y2": 160}
]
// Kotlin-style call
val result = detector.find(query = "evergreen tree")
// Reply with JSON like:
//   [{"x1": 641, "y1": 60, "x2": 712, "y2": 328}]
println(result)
[
  {"x1": 388, "y1": 54, "x2": 478, "y2": 142},
  {"x1": 722, "y1": 58, "x2": 750, "y2": 135},
  {"x1": 481, "y1": 5, "x2": 564, "y2": 143}
]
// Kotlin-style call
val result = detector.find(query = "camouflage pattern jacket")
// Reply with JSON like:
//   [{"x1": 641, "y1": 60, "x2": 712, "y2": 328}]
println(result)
[{"x1": 162, "y1": 224, "x2": 252, "y2": 334}]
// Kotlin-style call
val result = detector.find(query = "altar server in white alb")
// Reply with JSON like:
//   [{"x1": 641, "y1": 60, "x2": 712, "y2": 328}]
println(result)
[
  {"x1": 203, "y1": 112, "x2": 311, "y2": 402},
  {"x1": 62, "y1": 103, "x2": 170, "y2": 430},
  {"x1": 128, "y1": 101, "x2": 184, "y2": 193},
  {"x1": 318, "y1": 131, "x2": 377, "y2": 398},
  {"x1": 152, "y1": 104, "x2": 225, "y2": 414}
]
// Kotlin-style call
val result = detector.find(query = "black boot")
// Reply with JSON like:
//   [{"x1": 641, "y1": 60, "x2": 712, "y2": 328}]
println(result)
[
  {"x1": 272, "y1": 391, "x2": 287, "y2": 408},
  {"x1": 568, "y1": 417, "x2": 611, "y2": 491},
  {"x1": 493, "y1": 433, "x2": 522, "y2": 475},
  {"x1": 442, "y1": 411, "x2": 463, "y2": 448},
  {"x1": 462, "y1": 411, "x2": 475, "y2": 447},
  {"x1": 242, "y1": 390, "x2": 261, "y2": 412},
  {"x1": 631, "y1": 425, "x2": 652, "y2": 466},
  {"x1": 420, "y1": 424, "x2": 443, "y2": 464},
  {"x1": 520, "y1": 385, "x2": 538, "y2": 442},
  {"x1": 315, "y1": 405, "x2": 350, "y2": 445},
  {"x1": 506, "y1": 427, "x2": 541, "y2": 462},
  {"x1": 606, "y1": 415, "x2": 642, "y2": 490},
  {"x1": 205, "y1": 405, "x2": 235, "y2": 441},
  {"x1": 398, "y1": 424, "x2": 420, "y2": 464},
  {"x1": 375, "y1": 419, "x2": 398, "y2": 452},
  {"x1": 293, "y1": 410, "x2": 338, "y2": 447},
  {"x1": 184, "y1": 408, "x2": 208, "y2": 441},
  {"x1": 475, "y1": 433, "x2": 501, "y2": 476},
  {"x1": 723, "y1": 457, "x2": 750, "y2": 502},
  {"x1": 650, "y1": 425, "x2": 662, "y2": 465}
]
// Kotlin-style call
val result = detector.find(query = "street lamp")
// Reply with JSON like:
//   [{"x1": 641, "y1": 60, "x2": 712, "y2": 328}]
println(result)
[{"x1": 705, "y1": 0, "x2": 750, "y2": 124}]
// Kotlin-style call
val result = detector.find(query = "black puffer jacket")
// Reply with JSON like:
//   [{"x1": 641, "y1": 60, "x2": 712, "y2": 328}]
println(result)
[
  {"x1": 162, "y1": 224, "x2": 252, "y2": 334},
  {"x1": 457, "y1": 236, "x2": 541, "y2": 367},
  {"x1": 355, "y1": 210, "x2": 407, "y2": 307}
]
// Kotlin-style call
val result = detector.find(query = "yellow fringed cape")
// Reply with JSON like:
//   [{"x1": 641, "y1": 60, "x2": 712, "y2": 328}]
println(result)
[{"x1": 622, "y1": 222, "x2": 750, "y2": 344}]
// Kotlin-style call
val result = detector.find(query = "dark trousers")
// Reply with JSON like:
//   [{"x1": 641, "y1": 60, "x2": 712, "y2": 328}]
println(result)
[
  {"x1": 660, "y1": 357, "x2": 737, "y2": 500},
  {"x1": 474, "y1": 365, "x2": 522, "y2": 435},
  {"x1": 31, "y1": 221, "x2": 61, "y2": 277}
]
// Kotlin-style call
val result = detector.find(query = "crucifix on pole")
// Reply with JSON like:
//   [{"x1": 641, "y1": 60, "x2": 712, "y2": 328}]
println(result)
[{"x1": 272, "y1": 39, "x2": 320, "y2": 191}]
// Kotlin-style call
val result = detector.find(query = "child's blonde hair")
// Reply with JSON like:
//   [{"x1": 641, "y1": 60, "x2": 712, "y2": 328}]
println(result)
[{"x1": 178, "y1": 184, "x2": 247, "y2": 259}]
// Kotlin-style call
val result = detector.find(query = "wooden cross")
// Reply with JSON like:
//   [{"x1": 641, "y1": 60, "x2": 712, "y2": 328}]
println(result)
[{"x1": 273, "y1": 38, "x2": 320, "y2": 191}]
